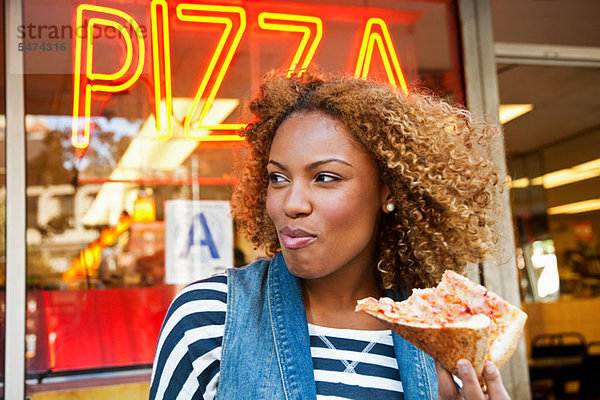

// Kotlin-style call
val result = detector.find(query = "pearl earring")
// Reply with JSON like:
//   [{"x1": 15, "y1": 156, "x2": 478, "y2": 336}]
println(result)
[{"x1": 385, "y1": 203, "x2": 395, "y2": 212}]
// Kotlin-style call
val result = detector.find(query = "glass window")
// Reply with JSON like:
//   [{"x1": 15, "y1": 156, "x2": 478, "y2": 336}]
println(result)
[
  {"x1": 21, "y1": 0, "x2": 463, "y2": 394},
  {"x1": 57, "y1": 193, "x2": 75, "y2": 227},
  {"x1": 503, "y1": 65, "x2": 600, "y2": 303},
  {"x1": 503, "y1": 64, "x2": 600, "y2": 400},
  {"x1": 26, "y1": 195, "x2": 38, "y2": 229}
]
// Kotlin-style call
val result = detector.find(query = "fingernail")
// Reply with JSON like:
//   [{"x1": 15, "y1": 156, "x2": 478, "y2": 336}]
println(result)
[
  {"x1": 457, "y1": 359, "x2": 469, "y2": 375},
  {"x1": 484, "y1": 362, "x2": 495, "y2": 376}
]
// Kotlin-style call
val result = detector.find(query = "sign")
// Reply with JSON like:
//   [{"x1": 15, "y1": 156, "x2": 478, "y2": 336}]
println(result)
[
  {"x1": 165, "y1": 200, "x2": 233, "y2": 284},
  {"x1": 574, "y1": 221, "x2": 593, "y2": 242},
  {"x1": 70, "y1": 1, "x2": 419, "y2": 149}
]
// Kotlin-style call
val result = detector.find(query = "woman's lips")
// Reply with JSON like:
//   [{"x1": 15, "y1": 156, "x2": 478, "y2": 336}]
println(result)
[
  {"x1": 281, "y1": 234, "x2": 317, "y2": 249},
  {"x1": 279, "y1": 226, "x2": 317, "y2": 249}
]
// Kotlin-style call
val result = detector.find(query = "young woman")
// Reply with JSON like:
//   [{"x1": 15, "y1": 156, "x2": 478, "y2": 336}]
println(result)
[{"x1": 150, "y1": 72, "x2": 511, "y2": 400}]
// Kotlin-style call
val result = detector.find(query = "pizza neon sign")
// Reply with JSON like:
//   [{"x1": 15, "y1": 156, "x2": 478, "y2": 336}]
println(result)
[{"x1": 72, "y1": 1, "x2": 411, "y2": 150}]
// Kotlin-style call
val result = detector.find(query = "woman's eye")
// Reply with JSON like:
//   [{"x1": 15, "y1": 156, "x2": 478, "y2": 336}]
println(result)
[
  {"x1": 315, "y1": 173, "x2": 339, "y2": 183},
  {"x1": 268, "y1": 173, "x2": 287, "y2": 184}
]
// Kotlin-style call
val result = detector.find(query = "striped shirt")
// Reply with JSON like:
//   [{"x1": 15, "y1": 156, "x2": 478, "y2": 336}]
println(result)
[{"x1": 150, "y1": 273, "x2": 403, "y2": 400}]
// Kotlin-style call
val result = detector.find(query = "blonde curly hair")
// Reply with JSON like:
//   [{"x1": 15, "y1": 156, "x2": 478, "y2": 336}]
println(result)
[{"x1": 231, "y1": 71, "x2": 501, "y2": 289}]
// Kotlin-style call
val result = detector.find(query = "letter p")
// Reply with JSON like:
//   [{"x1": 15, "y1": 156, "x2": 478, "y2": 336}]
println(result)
[{"x1": 72, "y1": 5, "x2": 145, "y2": 149}]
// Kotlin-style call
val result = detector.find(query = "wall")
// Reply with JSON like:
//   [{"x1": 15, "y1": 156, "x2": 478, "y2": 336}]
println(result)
[{"x1": 524, "y1": 297, "x2": 600, "y2": 354}]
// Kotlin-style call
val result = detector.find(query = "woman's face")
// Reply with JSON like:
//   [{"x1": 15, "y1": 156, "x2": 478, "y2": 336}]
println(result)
[{"x1": 266, "y1": 111, "x2": 389, "y2": 280}]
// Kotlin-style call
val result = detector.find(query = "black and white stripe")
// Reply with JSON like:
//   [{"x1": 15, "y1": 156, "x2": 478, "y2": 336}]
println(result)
[
  {"x1": 150, "y1": 273, "x2": 403, "y2": 400},
  {"x1": 309, "y1": 324, "x2": 403, "y2": 399},
  {"x1": 150, "y1": 274, "x2": 227, "y2": 400}
]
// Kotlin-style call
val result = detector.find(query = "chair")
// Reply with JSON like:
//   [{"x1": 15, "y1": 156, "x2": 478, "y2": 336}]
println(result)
[
  {"x1": 529, "y1": 332, "x2": 587, "y2": 400},
  {"x1": 531, "y1": 332, "x2": 586, "y2": 359},
  {"x1": 580, "y1": 341, "x2": 600, "y2": 400}
]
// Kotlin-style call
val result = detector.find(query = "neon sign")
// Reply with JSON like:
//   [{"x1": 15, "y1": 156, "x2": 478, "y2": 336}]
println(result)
[
  {"x1": 150, "y1": 0, "x2": 173, "y2": 140},
  {"x1": 176, "y1": 4, "x2": 247, "y2": 139},
  {"x1": 355, "y1": 18, "x2": 408, "y2": 95},
  {"x1": 72, "y1": 4, "x2": 145, "y2": 149},
  {"x1": 258, "y1": 12, "x2": 323, "y2": 78},
  {"x1": 72, "y1": 2, "x2": 411, "y2": 150}
]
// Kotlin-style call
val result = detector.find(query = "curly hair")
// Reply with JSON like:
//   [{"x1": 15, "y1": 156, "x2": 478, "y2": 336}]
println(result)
[{"x1": 231, "y1": 71, "x2": 502, "y2": 290}]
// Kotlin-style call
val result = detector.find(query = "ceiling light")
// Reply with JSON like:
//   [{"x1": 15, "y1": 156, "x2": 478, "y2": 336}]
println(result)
[
  {"x1": 538, "y1": 158, "x2": 600, "y2": 189},
  {"x1": 509, "y1": 177, "x2": 530, "y2": 188},
  {"x1": 530, "y1": 176, "x2": 544, "y2": 186},
  {"x1": 547, "y1": 199, "x2": 600, "y2": 215},
  {"x1": 83, "y1": 98, "x2": 240, "y2": 226},
  {"x1": 509, "y1": 157, "x2": 600, "y2": 190},
  {"x1": 128, "y1": 97, "x2": 240, "y2": 171},
  {"x1": 499, "y1": 104, "x2": 533, "y2": 124}
]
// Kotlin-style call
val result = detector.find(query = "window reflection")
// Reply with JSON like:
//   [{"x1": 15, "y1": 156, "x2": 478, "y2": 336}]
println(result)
[
  {"x1": 21, "y1": 0, "x2": 464, "y2": 388},
  {"x1": 510, "y1": 124, "x2": 600, "y2": 302}
]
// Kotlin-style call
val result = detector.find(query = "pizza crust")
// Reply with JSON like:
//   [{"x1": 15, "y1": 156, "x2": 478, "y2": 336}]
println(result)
[
  {"x1": 355, "y1": 270, "x2": 527, "y2": 381},
  {"x1": 357, "y1": 298, "x2": 491, "y2": 377},
  {"x1": 489, "y1": 306, "x2": 527, "y2": 368}
]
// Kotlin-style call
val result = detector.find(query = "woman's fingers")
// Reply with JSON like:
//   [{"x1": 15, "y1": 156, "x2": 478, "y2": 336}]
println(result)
[
  {"x1": 435, "y1": 360, "x2": 460, "y2": 400},
  {"x1": 437, "y1": 359, "x2": 511, "y2": 400},
  {"x1": 482, "y1": 362, "x2": 510, "y2": 400},
  {"x1": 456, "y1": 359, "x2": 485, "y2": 400}
]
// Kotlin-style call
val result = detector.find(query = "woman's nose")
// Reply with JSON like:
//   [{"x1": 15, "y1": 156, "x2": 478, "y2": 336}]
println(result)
[{"x1": 283, "y1": 183, "x2": 312, "y2": 218}]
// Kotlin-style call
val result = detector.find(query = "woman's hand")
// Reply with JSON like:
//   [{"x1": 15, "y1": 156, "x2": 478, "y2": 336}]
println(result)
[{"x1": 436, "y1": 359, "x2": 511, "y2": 400}]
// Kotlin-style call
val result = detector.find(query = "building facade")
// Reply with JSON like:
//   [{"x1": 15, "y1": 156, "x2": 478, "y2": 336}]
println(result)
[{"x1": 7, "y1": 0, "x2": 599, "y2": 399}]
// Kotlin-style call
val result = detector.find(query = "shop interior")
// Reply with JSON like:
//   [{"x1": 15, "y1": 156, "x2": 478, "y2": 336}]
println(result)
[{"x1": 492, "y1": 1, "x2": 600, "y2": 398}]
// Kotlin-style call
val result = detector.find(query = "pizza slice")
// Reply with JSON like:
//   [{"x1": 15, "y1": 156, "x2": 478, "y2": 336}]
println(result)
[{"x1": 355, "y1": 270, "x2": 527, "y2": 380}]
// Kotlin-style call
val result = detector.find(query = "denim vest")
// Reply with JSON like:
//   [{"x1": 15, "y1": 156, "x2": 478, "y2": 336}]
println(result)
[{"x1": 216, "y1": 252, "x2": 437, "y2": 399}]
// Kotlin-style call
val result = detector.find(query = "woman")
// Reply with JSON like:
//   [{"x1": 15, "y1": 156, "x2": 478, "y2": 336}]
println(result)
[{"x1": 150, "y1": 72, "x2": 510, "y2": 399}]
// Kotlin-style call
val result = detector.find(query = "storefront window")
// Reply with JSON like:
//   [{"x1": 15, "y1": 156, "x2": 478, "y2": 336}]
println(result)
[
  {"x1": 21, "y1": 0, "x2": 463, "y2": 395},
  {"x1": 506, "y1": 65, "x2": 600, "y2": 303},
  {"x1": 505, "y1": 63, "x2": 600, "y2": 395}
]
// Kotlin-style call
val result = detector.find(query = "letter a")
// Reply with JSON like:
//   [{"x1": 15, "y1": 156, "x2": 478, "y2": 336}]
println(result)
[
  {"x1": 354, "y1": 18, "x2": 408, "y2": 95},
  {"x1": 186, "y1": 213, "x2": 220, "y2": 259}
]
